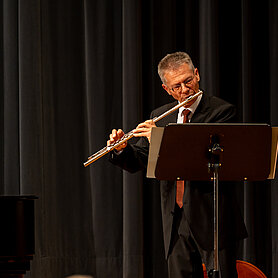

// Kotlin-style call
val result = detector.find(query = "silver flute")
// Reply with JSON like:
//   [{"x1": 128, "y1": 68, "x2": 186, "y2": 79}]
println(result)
[{"x1": 83, "y1": 90, "x2": 203, "y2": 167}]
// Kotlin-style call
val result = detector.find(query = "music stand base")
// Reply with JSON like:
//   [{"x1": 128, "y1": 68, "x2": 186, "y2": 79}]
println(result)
[{"x1": 208, "y1": 269, "x2": 219, "y2": 278}]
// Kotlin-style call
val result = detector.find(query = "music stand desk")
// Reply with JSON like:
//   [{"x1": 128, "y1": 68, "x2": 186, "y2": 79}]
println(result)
[{"x1": 147, "y1": 123, "x2": 274, "y2": 278}]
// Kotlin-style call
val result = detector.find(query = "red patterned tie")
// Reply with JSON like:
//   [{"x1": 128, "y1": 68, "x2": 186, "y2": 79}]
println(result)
[{"x1": 176, "y1": 109, "x2": 190, "y2": 208}]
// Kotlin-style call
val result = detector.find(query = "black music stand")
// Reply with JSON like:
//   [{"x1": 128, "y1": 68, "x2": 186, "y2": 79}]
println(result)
[{"x1": 147, "y1": 123, "x2": 273, "y2": 278}]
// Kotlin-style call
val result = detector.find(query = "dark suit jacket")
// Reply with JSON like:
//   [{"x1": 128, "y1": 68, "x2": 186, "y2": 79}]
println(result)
[{"x1": 110, "y1": 92, "x2": 247, "y2": 257}]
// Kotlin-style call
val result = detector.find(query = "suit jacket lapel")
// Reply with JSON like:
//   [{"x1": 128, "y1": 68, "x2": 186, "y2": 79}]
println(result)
[
  {"x1": 191, "y1": 92, "x2": 210, "y2": 123},
  {"x1": 165, "y1": 110, "x2": 178, "y2": 125}
]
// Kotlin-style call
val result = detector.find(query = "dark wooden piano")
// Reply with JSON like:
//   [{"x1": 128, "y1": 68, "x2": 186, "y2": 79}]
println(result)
[{"x1": 0, "y1": 196, "x2": 36, "y2": 278}]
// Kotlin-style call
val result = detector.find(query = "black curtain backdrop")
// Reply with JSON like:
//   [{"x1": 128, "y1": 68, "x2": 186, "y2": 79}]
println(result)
[{"x1": 0, "y1": 0, "x2": 277, "y2": 277}]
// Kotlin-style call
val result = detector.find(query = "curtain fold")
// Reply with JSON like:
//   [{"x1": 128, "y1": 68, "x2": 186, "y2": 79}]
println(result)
[
  {"x1": 84, "y1": 0, "x2": 124, "y2": 277},
  {"x1": 3, "y1": 0, "x2": 20, "y2": 194},
  {"x1": 0, "y1": 0, "x2": 277, "y2": 277},
  {"x1": 199, "y1": 0, "x2": 219, "y2": 97},
  {"x1": 122, "y1": 0, "x2": 144, "y2": 276}
]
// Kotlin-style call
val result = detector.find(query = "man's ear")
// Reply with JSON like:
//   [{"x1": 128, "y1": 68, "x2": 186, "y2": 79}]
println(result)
[
  {"x1": 162, "y1": 84, "x2": 171, "y2": 95},
  {"x1": 195, "y1": 68, "x2": 200, "y2": 82}
]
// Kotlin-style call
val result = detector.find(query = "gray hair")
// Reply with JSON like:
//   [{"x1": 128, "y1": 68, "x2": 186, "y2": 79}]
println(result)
[{"x1": 158, "y1": 51, "x2": 195, "y2": 84}]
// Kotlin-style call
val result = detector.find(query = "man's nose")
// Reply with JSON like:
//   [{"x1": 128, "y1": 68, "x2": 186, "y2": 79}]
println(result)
[{"x1": 180, "y1": 82, "x2": 188, "y2": 92}]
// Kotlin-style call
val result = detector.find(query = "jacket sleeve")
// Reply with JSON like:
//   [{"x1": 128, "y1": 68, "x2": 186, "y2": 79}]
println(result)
[{"x1": 109, "y1": 134, "x2": 150, "y2": 173}]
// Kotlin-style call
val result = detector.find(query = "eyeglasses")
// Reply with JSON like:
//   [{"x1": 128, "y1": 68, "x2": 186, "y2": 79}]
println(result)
[{"x1": 169, "y1": 75, "x2": 195, "y2": 93}]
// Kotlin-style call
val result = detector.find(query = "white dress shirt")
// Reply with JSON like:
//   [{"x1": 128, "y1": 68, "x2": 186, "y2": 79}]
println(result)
[{"x1": 177, "y1": 93, "x2": 203, "y2": 123}]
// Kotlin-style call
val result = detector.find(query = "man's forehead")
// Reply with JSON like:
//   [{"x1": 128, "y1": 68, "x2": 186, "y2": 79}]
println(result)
[{"x1": 164, "y1": 64, "x2": 193, "y2": 84}]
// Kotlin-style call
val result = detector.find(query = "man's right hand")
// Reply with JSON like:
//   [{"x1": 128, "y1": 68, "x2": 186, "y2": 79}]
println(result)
[{"x1": 107, "y1": 129, "x2": 127, "y2": 152}]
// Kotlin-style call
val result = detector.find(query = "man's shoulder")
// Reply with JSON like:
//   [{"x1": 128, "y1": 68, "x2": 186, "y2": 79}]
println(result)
[
  {"x1": 150, "y1": 101, "x2": 178, "y2": 117},
  {"x1": 195, "y1": 92, "x2": 237, "y2": 123},
  {"x1": 205, "y1": 93, "x2": 234, "y2": 108}
]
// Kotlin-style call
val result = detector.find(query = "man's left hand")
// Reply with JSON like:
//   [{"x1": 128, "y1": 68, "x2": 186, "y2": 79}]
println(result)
[{"x1": 133, "y1": 120, "x2": 156, "y2": 143}]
